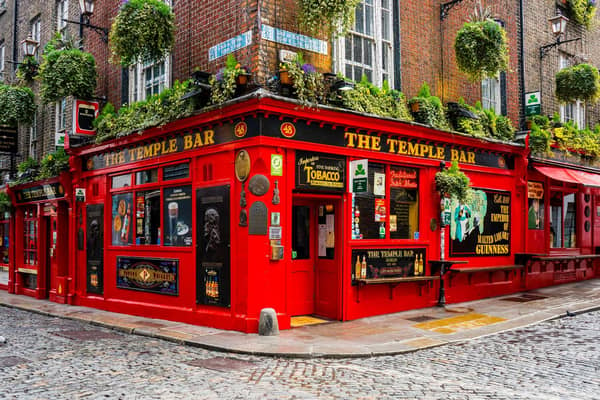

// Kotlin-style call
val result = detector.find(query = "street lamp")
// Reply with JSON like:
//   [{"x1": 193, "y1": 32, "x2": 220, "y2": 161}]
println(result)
[
  {"x1": 63, "y1": 0, "x2": 109, "y2": 43},
  {"x1": 21, "y1": 35, "x2": 39, "y2": 58},
  {"x1": 540, "y1": 14, "x2": 580, "y2": 59}
]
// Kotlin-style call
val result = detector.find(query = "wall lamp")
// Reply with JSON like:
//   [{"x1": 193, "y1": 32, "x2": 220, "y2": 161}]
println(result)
[
  {"x1": 440, "y1": 0, "x2": 465, "y2": 20},
  {"x1": 63, "y1": 0, "x2": 109, "y2": 43},
  {"x1": 539, "y1": 14, "x2": 581, "y2": 59}
]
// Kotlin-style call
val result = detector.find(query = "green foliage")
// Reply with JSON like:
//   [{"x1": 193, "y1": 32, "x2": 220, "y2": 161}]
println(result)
[
  {"x1": 16, "y1": 56, "x2": 39, "y2": 82},
  {"x1": 555, "y1": 63, "x2": 600, "y2": 103},
  {"x1": 0, "y1": 192, "x2": 11, "y2": 213},
  {"x1": 528, "y1": 115, "x2": 600, "y2": 159},
  {"x1": 435, "y1": 160, "x2": 473, "y2": 202},
  {"x1": 298, "y1": 0, "x2": 361, "y2": 37},
  {"x1": 95, "y1": 80, "x2": 194, "y2": 143},
  {"x1": 38, "y1": 148, "x2": 70, "y2": 179},
  {"x1": 567, "y1": 0, "x2": 597, "y2": 29},
  {"x1": 17, "y1": 157, "x2": 39, "y2": 174},
  {"x1": 38, "y1": 35, "x2": 97, "y2": 103},
  {"x1": 0, "y1": 84, "x2": 36, "y2": 126},
  {"x1": 453, "y1": 100, "x2": 514, "y2": 141},
  {"x1": 529, "y1": 121, "x2": 552, "y2": 156},
  {"x1": 210, "y1": 54, "x2": 250, "y2": 104},
  {"x1": 281, "y1": 53, "x2": 325, "y2": 107},
  {"x1": 109, "y1": 0, "x2": 175, "y2": 66},
  {"x1": 408, "y1": 83, "x2": 448, "y2": 129},
  {"x1": 341, "y1": 75, "x2": 412, "y2": 120},
  {"x1": 454, "y1": 19, "x2": 509, "y2": 82}
]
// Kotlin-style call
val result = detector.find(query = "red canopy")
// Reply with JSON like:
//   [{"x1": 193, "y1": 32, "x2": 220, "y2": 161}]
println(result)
[{"x1": 535, "y1": 165, "x2": 600, "y2": 187}]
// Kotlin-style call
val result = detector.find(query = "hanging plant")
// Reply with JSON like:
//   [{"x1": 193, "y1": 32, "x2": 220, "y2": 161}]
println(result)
[
  {"x1": 435, "y1": 160, "x2": 473, "y2": 202},
  {"x1": 297, "y1": 0, "x2": 361, "y2": 37},
  {"x1": 454, "y1": 3, "x2": 509, "y2": 82},
  {"x1": 16, "y1": 56, "x2": 39, "y2": 83},
  {"x1": 566, "y1": 0, "x2": 597, "y2": 29},
  {"x1": 38, "y1": 36, "x2": 97, "y2": 103},
  {"x1": 555, "y1": 63, "x2": 600, "y2": 103},
  {"x1": 109, "y1": 0, "x2": 175, "y2": 66},
  {"x1": 0, "y1": 84, "x2": 36, "y2": 126}
]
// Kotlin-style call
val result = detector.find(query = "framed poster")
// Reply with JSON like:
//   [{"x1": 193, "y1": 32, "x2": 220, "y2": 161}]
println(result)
[{"x1": 116, "y1": 257, "x2": 178, "y2": 295}]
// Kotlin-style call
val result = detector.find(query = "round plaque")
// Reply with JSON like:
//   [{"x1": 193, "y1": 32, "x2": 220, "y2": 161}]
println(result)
[
  {"x1": 234, "y1": 150, "x2": 251, "y2": 182},
  {"x1": 248, "y1": 174, "x2": 270, "y2": 197}
]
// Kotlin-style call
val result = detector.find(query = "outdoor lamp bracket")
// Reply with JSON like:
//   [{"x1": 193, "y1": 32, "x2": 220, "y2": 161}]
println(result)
[
  {"x1": 63, "y1": 0, "x2": 108, "y2": 43},
  {"x1": 441, "y1": 0, "x2": 466, "y2": 20},
  {"x1": 539, "y1": 14, "x2": 581, "y2": 59}
]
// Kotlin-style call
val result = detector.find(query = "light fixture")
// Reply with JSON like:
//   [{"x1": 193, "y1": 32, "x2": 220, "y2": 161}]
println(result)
[
  {"x1": 21, "y1": 35, "x2": 39, "y2": 58},
  {"x1": 79, "y1": 0, "x2": 95, "y2": 17},
  {"x1": 63, "y1": 0, "x2": 108, "y2": 43},
  {"x1": 549, "y1": 14, "x2": 568, "y2": 37}
]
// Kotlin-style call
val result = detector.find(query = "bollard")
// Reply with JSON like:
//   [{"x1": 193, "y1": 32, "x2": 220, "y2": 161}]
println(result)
[{"x1": 258, "y1": 308, "x2": 279, "y2": 336}]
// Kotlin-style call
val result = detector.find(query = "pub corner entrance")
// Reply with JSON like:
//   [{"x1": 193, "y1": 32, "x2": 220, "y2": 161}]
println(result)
[{"x1": 289, "y1": 195, "x2": 342, "y2": 321}]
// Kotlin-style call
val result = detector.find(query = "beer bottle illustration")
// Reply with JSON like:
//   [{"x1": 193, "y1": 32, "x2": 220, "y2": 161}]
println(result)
[
  {"x1": 355, "y1": 256, "x2": 361, "y2": 280},
  {"x1": 361, "y1": 256, "x2": 367, "y2": 279}
]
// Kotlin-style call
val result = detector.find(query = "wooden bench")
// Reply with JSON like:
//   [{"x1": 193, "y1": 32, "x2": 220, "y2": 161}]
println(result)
[
  {"x1": 529, "y1": 254, "x2": 600, "y2": 273},
  {"x1": 354, "y1": 276, "x2": 439, "y2": 302},
  {"x1": 449, "y1": 264, "x2": 524, "y2": 285}
]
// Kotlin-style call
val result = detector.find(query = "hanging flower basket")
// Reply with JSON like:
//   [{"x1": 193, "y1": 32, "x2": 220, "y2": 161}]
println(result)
[
  {"x1": 109, "y1": 0, "x2": 176, "y2": 66},
  {"x1": 454, "y1": 5, "x2": 509, "y2": 82},
  {"x1": 435, "y1": 160, "x2": 473, "y2": 202},
  {"x1": 0, "y1": 84, "x2": 36, "y2": 126},
  {"x1": 297, "y1": 0, "x2": 361, "y2": 36},
  {"x1": 555, "y1": 63, "x2": 600, "y2": 103},
  {"x1": 566, "y1": 0, "x2": 597, "y2": 29}
]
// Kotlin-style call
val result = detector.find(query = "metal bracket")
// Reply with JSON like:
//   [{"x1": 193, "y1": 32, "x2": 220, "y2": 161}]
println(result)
[
  {"x1": 539, "y1": 37, "x2": 581, "y2": 59},
  {"x1": 440, "y1": 0, "x2": 465, "y2": 20},
  {"x1": 63, "y1": 18, "x2": 109, "y2": 43}
]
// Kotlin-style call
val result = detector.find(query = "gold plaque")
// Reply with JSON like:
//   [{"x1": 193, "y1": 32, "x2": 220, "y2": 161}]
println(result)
[{"x1": 235, "y1": 150, "x2": 251, "y2": 182}]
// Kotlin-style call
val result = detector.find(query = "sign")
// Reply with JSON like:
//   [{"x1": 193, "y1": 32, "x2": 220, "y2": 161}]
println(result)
[
  {"x1": 295, "y1": 151, "x2": 346, "y2": 191},
  {"x1": 248, "y1": 201, "x2": 268, "y2": 235},
  {"x1": 0, "y1": 125, "x2": 18, "y2": 153},
  {"x1": 527, "y1": 181, "x2": 544, "y2": 199},
  {"x1": 527, "y1": 182, "x2": 544, "y2": 230},
  {"x1": 390, "y1": 167, "x2": 418, "y2": 188},
  {"x1": 261, "y1": 24, "x2": 328, "y2": 55},
  {"x1": 449, "y1": 189, "x2": 511, "y2": 257},
  {"x1": 351, "y1": 248, "x2": 426, "y2": 280},
  {"x1": 75, "y1": 188, "x2": 86, "y2": 202},
  {"x1": 72, "y1": 99, "x2": 99, "y2": 135},
  {"x1": 271, "y1": 154, "x2": 283, "y2": 176},
  {"x1": 269, "y1": 226, "x2": 282, "y2": 240},
  {"x1": 14, "y1": 182, "x2": 65, "y2": 203},
  {"x1": 373, "y1": 172, "x2": 386, "y2": 195},
  {"x1": 279, "y1": 49, "x2": 297, "y2": 63},
  {"x1": 350, "y1": 159, "x2": 368, "y2": 193},
  {"x1": 525, "y1": 91, "x2": 541, "y2": 117},
  {"x1": 208, "y1": 30, "x2": 253, "y2": 61},
  {"x1": 116, "y1": 257, "x2": 179, "y2": 295}
]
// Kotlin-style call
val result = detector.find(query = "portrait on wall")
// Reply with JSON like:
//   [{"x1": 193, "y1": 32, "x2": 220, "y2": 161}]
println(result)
[{"x1": 527, "y1": 181, "x2": 544, "y2": 230}]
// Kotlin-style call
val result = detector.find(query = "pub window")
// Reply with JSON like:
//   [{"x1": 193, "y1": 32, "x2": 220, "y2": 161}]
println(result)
[
  {"x1": 353, "y1": 163, "x2": 386, "y2": 240},
  {"x1": 163, "y1": 163, "x2": 189, "y2": 181},
  {"x1": 389, "y1": 166, "x2": 419, "y2": 240},
  {"x1": 135, "y1": 190, "x2": 160, "y2": 245},
  {"x1": 0, "y1": 214, "x2": 9, "y2": 265},
  {"x1": 292, "y1": 205, "x2": 310, "y2": 259},
  {"x1": 550, "y1": 189, "x2": 577, "y2": 249},
  {"x1": 23, "y1": 207, "x2": 38, "y2": 265},
  {"x1": 136, "y1": 168, "x2": 158, "y2": 185},
  {"x1": 112, "y1": 173, "x2": 132, "y2": 189},
  {"x1": 163, "y1": 186, "x2": 192, "y2": 246}
]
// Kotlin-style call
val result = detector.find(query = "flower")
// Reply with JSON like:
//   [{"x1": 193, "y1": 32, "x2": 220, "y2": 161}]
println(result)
[
  {"x1": 301, "y1": 63, "x2": 317, "y2": 74},
  {"x1": 215, "y1": 68, "x2": 224, "y2": 82}
]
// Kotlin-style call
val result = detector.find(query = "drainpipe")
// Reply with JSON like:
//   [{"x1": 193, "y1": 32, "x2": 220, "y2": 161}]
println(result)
[
  {"x1": 12, "y1": 0, "x2": 18, "y2": 74},
  {"x1": 518, "y1": 0, "x2": 526, "y2": 131}
]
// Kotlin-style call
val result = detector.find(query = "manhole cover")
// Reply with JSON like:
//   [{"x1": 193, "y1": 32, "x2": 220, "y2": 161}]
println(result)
[
  {"x1": 406, "y1": 315, "x2": 438, "y2": 323},
  {"x1": 53, "y1": 330, "x2": 122, "y2": 341},
  {"x1": 132, "y1": 320, "x2": 168, "y2": 328},
  {"x1": 0, "y1": 356, "x2": 29, "y2": 368},
  {"x1": 501, "y1": 294, "x2": 547, "y2": 302},
  {"x1": 186, "y1": 357, "x2": 256, "y2": 372}
]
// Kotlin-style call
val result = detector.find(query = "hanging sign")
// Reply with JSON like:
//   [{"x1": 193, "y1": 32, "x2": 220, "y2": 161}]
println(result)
[
  {"x1": 525, "y1": 92, "x2": 541, "y2": 117},
  {"x1": 72, "y1": 99, "x2": 99, "y2": 136},
  {"x1": 349, "y1": 159, "x2": 368, "y2": 193},
  {"x1": 75, "y1": 188, "x2": 86, "y2": 202}
]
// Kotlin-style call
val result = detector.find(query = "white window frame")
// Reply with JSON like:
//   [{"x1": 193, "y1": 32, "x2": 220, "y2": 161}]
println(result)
[
  {"x1": 558, "y1": 54, "x2": 585, "y2": 128},
  {"x1": 481, "y1": 75, "x2": 502, "y2": 114},
  {"x1": 57, "y1": 0, "x2": 69, "y2": 33},
  {"x1": 55, "y1": 98, "x2": 67, "y2": 148},
  {"x1": 30, "y1": 17, "x2": 41, "y2": 60},
  {"x1": 129, "y1": 58, "x2": 170, "y2": 103},
  {"x1": 0, "y1": 43, "x2": 5, "y2": 82},
  {"x1": 29, "y1": 113, "x2": 37, "y2": 158},
  {"x1": 334, "y1": 0, "x2": 394, "y2": 88}
]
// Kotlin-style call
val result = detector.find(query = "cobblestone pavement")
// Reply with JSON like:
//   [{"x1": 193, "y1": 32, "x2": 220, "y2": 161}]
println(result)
[{"x1": 0, "y1": 306, "x2": 598, "y2": 399}]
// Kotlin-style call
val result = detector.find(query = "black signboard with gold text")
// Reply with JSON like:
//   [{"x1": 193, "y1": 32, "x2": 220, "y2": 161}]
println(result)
[
  {"x1": 14, "y1": 182, "x2": 65, "y2": 203},
  {"x1": 296, "y1": 151, "x2": 346, "y2": 191}
]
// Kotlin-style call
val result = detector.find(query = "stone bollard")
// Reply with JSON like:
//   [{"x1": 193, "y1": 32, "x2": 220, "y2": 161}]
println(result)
[{"x1": 258, "y1": 308, "x2": 279, "y2": 336}]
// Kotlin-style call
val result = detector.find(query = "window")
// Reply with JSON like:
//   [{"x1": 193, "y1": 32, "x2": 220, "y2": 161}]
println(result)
[
  {"x1": 481, "y1": 76, "x2": 502, "y2": 114},
  {"x1": 55, "y1": 98, "x2": 67, "y2": 148},
  {"x1": 30, "y1": 17, "x2": 41, "y2": 60},
  {"x1": 29, "y1": 113, "x2": 37, "y2": 158},
  {"x1": 559, "y1": 54, "x2": 585, "y2": 128},
  {"x1": 23, "y1": 207, "x2": 38, "y2": 266},
  {"x1": 550, "y1": 190, "x2": 577, "y2": 249},
  {"x1": 57, "y1": 0, "x2": 68, "y2": 32},
  {"x1": 0, "y1": 43, "x2": 5, "y2": 82},
  {"x1": 0, "y1": 217, "x2": 9, "y2": 265},
  {"x1": 335, "y1": 0, "x2": 394, "y2": 87},
  {"x1": 110, "y1": 163, "x2": 192, "y2": 247},
  {"x1": 292, "y1": 206, "x2": 310, "y2": 259},
  {"x1": 389, "y1": 167, "x2": 419, "y2": 239}
]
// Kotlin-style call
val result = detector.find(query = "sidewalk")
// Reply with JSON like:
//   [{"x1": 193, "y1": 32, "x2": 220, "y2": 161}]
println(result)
[{"x1": 1, "y1": 279, "x2": 599, "y2": 358}]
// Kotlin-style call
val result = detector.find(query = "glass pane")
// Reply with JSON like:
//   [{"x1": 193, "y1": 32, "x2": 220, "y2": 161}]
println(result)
[
  {"x1": 111, "y1": 193, "x2": 133, "y2": 245},
  {"x1": 292, "y1": 206, "x2": 310, "y2": 259},
  {"x1": 163, "y1": 163, "x2": 190, "y2": 180},
  {"x1": 354, "y1": 66, "x2": 363, "y2": 81},
  {"x1": 136, "y1": 169, "x2": 158, "y2": 185},
  {"x1": 355, "y1": 5, "x2": 364, "y2": 33},
  {"x1": 163, "y1": 186, "x2": 193, "y2": 246},
  {"x1": 563, "y1": 193, "x2": 576, "y2": 248},
  {"x1": 364, "y1": 41, "x2": 373, "y2": 67},
  {"x1": 390, "y1": 167, "x2": 419, "y2": 240},
  {"x1": 136, "y1": 190, "x2": 161, "y2": 245},
  {"x1": 318, "y1": 204, "x2": 335, "y2": 259},
  {"x1": 346, "y1": 65, "x2": 353, "y2": 81},
  {"x1": 353, "y1": 163, "x2": 386, "y2": 240},
  {"x1": 365, "y1": 69, "x2": 373, "y2": 82},
  {"x1": 550, "y1": 192, "x2": 562, "y2": 248},
  {"x1": 382, "y1": 10, "x2": 390, "y2": 40},
  {"x1": 382, "y1": 46, "x2": 389, "y2": 72},
  {"x1": 112, "y1": 174, "x2": 132, "y2": 189},
  {"x1": 354, "y1": 37, "x2": 362, "y2": 63},
  {"x1": 345, "y1": 37, "x2": 352, "y2": 61},
  {"x1": 365, "y1": 3, "x2": 373, "y2": 36}
]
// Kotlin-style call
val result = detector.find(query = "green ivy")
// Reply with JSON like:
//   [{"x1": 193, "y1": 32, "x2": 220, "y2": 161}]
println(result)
[
  {"x1": 298, "y1": 0, "x2": 361, "y2": 37},
  {"x1": 210, "y1": 54, "x2": 250, "y2": 104},
  {"x1": 555, "y1": 63, "x2": 600, "y2": 103},
  {"x1": 0, "y1": 84, "x2": 36, "y2": 126},
  {"x1": 0, "y1": 192, "x2": 11, "y2": 213},
  {"x1": 453, "y1": 100, "x2": 514, "y2": 141},
  {"x1": 567, "y1": 0, "x2": 597, "y2": 29},
  {"x1": 408, "y1": 83, "x2": 448, "y2": 130},
  {"x1": 16, "y1": 56, "x2": 39, "y2": 82},
  {"x1": 280, "y1": 53, "x2": 325, "y2": 107},
  {"x1": 454, "y1": 19, "x2": 509, "y2": 82},
  {"x1": 38, "y1": 148, "x2": 70, "y2": 179},
  {"x1": 38, "y1": 35, "x2": 97, "y2": 103},
  {"x1": 109, "y1": 0, "x2": 175, "y2": 66},
  {"x1": 529, "y1": 122, "x2": 552, "y2": 156},
  {"x1": 528, "y1": 114, "x2": 600, "y2": 159},
  {"x1": 341, "y1": 75, "x2": 412, "y2": 121},
  {"x1": 95, "y1": 80, "x2": 194, "y2": 144},
  {"x1": 435, "y1": 160, "x2": 473, "y2": 202}
]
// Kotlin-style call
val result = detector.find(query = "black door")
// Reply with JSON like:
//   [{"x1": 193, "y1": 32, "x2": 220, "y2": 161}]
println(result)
[{"x1": 86, "y1": 204, "x2": 104, "y2": 294}]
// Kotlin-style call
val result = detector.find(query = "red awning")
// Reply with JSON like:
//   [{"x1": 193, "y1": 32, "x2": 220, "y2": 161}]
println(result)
[{"x1": 535, "y1": 166, "x2": 600, "y2": 187}]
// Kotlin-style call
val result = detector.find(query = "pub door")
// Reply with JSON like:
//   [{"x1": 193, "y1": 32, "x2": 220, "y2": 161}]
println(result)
[
  {"x1": 45, "y1": 215, "x2": 57, "y2": 298},
  {"x1": 289, "y1": 197, "x2": 341, "y2": 320}
]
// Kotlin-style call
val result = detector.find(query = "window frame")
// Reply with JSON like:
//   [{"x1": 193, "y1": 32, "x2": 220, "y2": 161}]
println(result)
[
  {"x1": 56, "y1": 0, "x2": 69, "y2": 33},
  {"x1": 0, "y1": 42, "x2": 5, "y2": 82},
  {"x1": 29, "y1": 112, "x2": 37, "y2": 158},
  {"x1": 481, "y1": 75, "x2": 502, "y2": 115},
  {"x1": 55, "y1": 98, "x2": 67, "y2": 148},
  {"x1": 23, "y1": 207, "x2": 38, "y2": 266},
  {"x1": 30, "y1": 17, "x2": 41, "y2": 60},
  {"x1": 549, "y1": 183, "x2": 578, "y2": 250},
  {"x1": 558, "y1": 54, "x2": 585, "y2": 128}
]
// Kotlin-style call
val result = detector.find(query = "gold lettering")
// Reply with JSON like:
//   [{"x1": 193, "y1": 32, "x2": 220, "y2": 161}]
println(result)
[
  {"x1": 408, "y1": 142, "x2": 419, "y2": 156},
  {"x1": 467, "y1": 152, "x2": 476, "y2": 164},
  {"x1": 117, "y1": 151, "x2": 125, "y2": 164},
  {"x1": 136, "y1": 147, "x2": 144, "y2": 161},
  {"x1": 128, "y1": 148, "x2": 136, "y2": 161},
  {"x1": 144, "y1": 144, "x2": 153, "y2": 159},
  {"x1": 184, "y1": 135, "x2": 193, "y2": 150},
  {"x1": 451, "y1": 149, "x2": 459, "y2": 162},
  {"x1": 398, "y1": 140, "x2": 408, "y2": 155},
  {"x1": 436, "y1": 147, "x2": 445, "y2": 160},
  {"x1": 203, "y1": 130, "x2": 215, "y2": 145},
  {"x1": 371, "y1": 136, "x2": 381, "y2": 151},
  {"x1": 193, "y1": 133, "x2": 203, "y2": 148},
  {"x1": 345, "y1": 132, "x2": 357, "y2": 148},
  {"x1": 152, "y1": 143, "x2": 161, "y2": 156},
  {"x1": 387, "y1": 138, "x2": 398, "y2": 153},
  {"x1": 357, "y1": 134, "x2": 370, "y2": 149}
]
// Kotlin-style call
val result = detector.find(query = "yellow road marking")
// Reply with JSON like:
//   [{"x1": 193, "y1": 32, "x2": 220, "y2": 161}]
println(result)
[{"x1": 413, "y1": 313, "x2": 505, "y2": 334}]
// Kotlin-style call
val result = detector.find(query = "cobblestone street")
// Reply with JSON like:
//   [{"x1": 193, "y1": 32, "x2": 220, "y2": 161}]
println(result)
[{"x1": 0, "y1": 306, "x2": 598, "y2": 399}]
